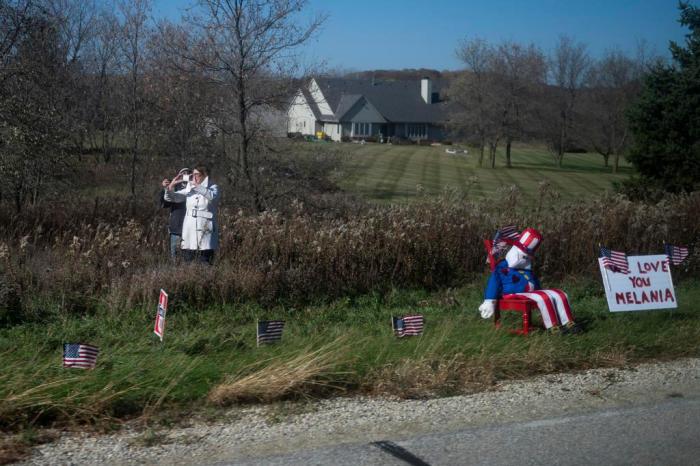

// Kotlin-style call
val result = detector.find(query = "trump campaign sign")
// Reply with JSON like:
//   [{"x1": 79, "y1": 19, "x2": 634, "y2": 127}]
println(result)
[
  {"x1": 598, "y1": 255, "x2": 677, "y2": 312},
  {"x1": 154, "y1": 289, "x2": 168, "y2": 341}
]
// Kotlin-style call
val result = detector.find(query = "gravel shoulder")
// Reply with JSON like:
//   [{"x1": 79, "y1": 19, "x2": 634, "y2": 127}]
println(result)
[{"x1": 20, "y1": 358, "x2": 700, "y2": 466}]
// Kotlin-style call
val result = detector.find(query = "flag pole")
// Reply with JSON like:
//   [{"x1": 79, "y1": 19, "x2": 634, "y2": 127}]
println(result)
[
  {"x1": 663, "y1": 240, "x2": 671, "y2": 267},
  {"x1": 664, "y1": 242, "x2": 677, "y2": 317},
  {"x1": 663, "y1": 240, "x2": 666, "y2": 259},
  {"x1": 599, "y1": 243, "x2": 611, "y2": 292}
]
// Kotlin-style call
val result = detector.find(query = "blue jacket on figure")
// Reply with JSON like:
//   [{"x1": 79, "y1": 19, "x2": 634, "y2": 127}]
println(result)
[
  {"x1": 479, "y1": 228, "x2": 579, "y2": 333},
  {"x1": 484, "y1": 259, "x2": 540, "y2": 300}
]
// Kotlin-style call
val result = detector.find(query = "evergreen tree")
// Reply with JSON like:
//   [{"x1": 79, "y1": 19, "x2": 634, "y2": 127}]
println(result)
[{"x1": 627, "y1": 2, "x2": 700, "y2": 192}]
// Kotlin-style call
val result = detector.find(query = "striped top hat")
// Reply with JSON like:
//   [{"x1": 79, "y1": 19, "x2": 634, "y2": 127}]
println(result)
[{"x1": 514, "y1": 228, "x2": 542, "y2": 255}]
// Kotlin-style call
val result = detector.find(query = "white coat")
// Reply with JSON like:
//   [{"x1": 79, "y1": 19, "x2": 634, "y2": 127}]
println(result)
[{"x1": 164, "y1": 177, "x2": 220, "y2": 251}]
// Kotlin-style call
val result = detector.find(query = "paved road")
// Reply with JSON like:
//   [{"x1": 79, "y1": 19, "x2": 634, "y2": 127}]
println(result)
[
  {"x1": 20, "y1": 359, "x2": 700, "y2": 465},
  {"x1": 217, "y1": 396, "x2": 700, "y2": 466}
]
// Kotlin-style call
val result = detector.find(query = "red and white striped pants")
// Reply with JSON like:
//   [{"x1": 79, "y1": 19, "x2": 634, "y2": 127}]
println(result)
[{"x1": 503, "y1": 289, "x2": 574, "y2": 329}]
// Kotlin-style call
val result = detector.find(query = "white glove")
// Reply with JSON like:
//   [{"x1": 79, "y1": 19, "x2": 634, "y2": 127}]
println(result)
[{"x1": 479, "y1": 299, "x2": 496, "y2": 319}]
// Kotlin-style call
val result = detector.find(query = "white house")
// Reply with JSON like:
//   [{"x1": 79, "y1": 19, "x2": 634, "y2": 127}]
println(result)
[{"x1": 287, "y1": 77, "x2": 451, "y2": 142}]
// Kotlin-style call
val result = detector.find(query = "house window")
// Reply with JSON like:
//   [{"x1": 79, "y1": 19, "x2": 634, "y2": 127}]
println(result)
[
  {"x1": 353, "y1": 122, "x2": 371, "y2": 136},
  {"x1": 407, "y1": 124, "x2": 427, "y2": 139}
]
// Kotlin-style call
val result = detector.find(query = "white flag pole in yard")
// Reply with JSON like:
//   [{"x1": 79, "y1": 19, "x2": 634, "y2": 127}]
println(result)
[
  {"x1": 664, "y1": 242, "x2": 677, "y2": 317},
  {"x1": 598, "y1": 244, "x2": 611, "y2": 292},
  {"x1": 601, "y1": 265, "x2": 611, "y2": 292}
]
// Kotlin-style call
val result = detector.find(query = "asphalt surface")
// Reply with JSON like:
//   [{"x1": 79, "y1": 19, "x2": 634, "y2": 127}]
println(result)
[
  {"x1": 20, "y1": 358, "x2": 700, "y2": 465},
  {"x1": 216, "y1": 396, "x2": 700, "y2": 466}
]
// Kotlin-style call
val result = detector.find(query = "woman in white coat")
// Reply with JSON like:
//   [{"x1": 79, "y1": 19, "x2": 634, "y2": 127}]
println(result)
[{"x1": 165, "y1": 165, "x2": 220, "y2": 264}]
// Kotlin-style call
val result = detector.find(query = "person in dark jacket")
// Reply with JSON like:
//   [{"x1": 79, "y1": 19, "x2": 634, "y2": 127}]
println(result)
[{"x1": 159, "y1": 168, "x2": 189, "y2": 259}]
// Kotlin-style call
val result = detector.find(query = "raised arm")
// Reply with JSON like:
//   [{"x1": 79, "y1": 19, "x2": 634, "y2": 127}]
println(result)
[
  {"x1": 164, "y1": 174, "x2": 187, "y2": 203},
  {"x1": 191, "y1": 183, "x2": 219, "y2": 204},
  {"x1": 164, "y1": 190, "x2": 186, "y2": 203}
]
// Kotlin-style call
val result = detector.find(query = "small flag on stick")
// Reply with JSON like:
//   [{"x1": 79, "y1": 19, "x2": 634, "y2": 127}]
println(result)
[
  {"x1": 63, "y1": 343, "x2": 99, "y2": 369},
  {"x1": 599, "y1": 246, "x2": 630, "y2": 274},
  {"x1": 665, "y1": 244, "x2": 689, "y2": 266},
  {"x1": 257, "y1": 320, "x2": 285, "y2": 346},
  {"x1": 154, "y1": 289, "x2": 168, "y2": 341},
  {"x1": 392, "y1": 315, "x2": 424, "y2": 337},
  {"x1": 490, "y1": 225, "x2": 519, "y2": 257}
]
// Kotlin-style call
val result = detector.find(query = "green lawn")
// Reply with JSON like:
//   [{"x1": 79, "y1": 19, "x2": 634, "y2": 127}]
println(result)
[
  {"x1": 328, "y1": 142, "x2": 634, "y2": 203},
  {"x1": 2, "y1": 279, "x2": 699, "y2": 430}
]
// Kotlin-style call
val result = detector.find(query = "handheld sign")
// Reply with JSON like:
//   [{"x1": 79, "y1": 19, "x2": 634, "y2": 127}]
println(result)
[
  {"x1": 154, "y1": 289, "x2": 168, "y2": 341},
  {"x1": 598, "y1": 255, "x2": 677, "y2": 312}
]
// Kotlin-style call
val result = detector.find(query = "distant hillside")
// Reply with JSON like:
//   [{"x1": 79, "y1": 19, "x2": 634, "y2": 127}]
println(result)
[{"x1": 338, "y1": 69, "x2": 460, "y2": 81}]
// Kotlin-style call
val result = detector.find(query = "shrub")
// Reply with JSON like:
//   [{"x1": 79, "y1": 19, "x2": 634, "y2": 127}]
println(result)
[
  {"x1": 613, "y1": 177, "x2": 668, "y2": 202},
  {"x1": 0, "y1": 192, "x2": 698, "y2": 321},
  {"x1": 564, "y1": 146, "x2": 588, "y2": 153},
  {"x1": 389, "y1": 136, "x2": 413, "y2": 145}
]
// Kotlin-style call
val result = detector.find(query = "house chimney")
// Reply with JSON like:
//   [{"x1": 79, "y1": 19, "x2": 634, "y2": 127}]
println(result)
[{"x1": 421, "y1": 77, "x2": 432, "y2": 104}]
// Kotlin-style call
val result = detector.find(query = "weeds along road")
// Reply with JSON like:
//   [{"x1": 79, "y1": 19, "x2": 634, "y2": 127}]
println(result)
[{"x1": 21, "y1": 358, "x2": 700, "y2": 466}]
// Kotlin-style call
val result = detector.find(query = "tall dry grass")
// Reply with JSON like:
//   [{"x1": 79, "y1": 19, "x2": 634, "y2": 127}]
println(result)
[
  {"x1": 209, "y1": 338, "x2": 353, "y2": 404},
  {"x1": 1, "y1": 192, "x2": 699, "y2": 322}
]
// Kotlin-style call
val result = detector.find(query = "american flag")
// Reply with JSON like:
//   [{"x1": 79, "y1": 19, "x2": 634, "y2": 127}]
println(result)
[
  {"x1": 392, "y1": 315, "x2": 424, "y2": 337},
  {"x1": 665, "y1": 244, "x2": 689, "y2": 266},
  {"x1": 257, "y1": 320, "x2": 285, "y2": 346},
  {"x1": 63, "y1": 343, "x2": 99, "y2": 369},
  {"x1": 154, "y1": 289, "x2": 168, "y2": 341},
  {"x1": 599, "y1": 246, "x2": 630, "y2": 274},
  {"x1": 491, "y1": 225, "x2": 520, "y2": 256}
]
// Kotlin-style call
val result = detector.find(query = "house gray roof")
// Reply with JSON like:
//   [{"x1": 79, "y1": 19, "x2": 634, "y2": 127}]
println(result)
[
  {"x1": 300, "y1": 87, "x2": 322, "y2": 120},
  {"x1": 313, "y1": 77, "x2": 450, "y2": 124},
  {"x1": 333, "y1": 94, "x2": 363, "y2": 120}
]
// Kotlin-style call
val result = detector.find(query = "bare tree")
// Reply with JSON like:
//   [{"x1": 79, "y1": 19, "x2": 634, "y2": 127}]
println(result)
[
  {"x1": 0, "y1": 9, "x2": 75, "y2": 211},
  {"x1": 41, "y1": 0, "x2": 100, "y2": 157},
  {"x1": 84, "y1": 7, "x2": 122, "y2": 162},
  {"x1": 0, "y1": 0, "x2": 32, "y2": 86},
  {"x1": 490, "y1": 41, "x2": 547, "y2": 168},
  {"x1": 45, "y1": 0, "x2": 96, "y2": 64},
  {"x1": 167, "y1": 0, "x2": 326, "y2": 211},
  {"x1": 583, "y1": 49, "x2": 642, "y2": 172},
  {"x1": 117, "y1": 0, "x2": 151, "y2": 195},
  {"x1": 450, "y1": 39, "x2": 546, "y2": 169},
  {"x1": 448, "y1": 38, "x2": 494, "y2": 166},
  {"x1": 146, "y1": 22, "x2": 216, "y2": 165},
  {"x1": 541, "y1": 35, "x2": 590, "y2": 167}
]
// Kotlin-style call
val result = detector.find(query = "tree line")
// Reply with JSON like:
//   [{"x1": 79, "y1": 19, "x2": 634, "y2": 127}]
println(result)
[
  {"x1": 0, "y1": 0, "x2": 325, "y2": 212},
  {"x1": 447, "y1": 35, "x2": 656, "y2": 172},
  {"x1": 0, "y1": 1, "x2": 697, "y2": 213}
]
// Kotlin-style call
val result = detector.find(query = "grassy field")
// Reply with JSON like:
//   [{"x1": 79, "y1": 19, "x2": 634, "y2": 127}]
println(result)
[
  {"x1": 2, "y1": 278, "x2": 699, "y2": 433},
  {"x1": 326, "y1": 142, "x2": 634, "y2": 203},
  {"x1": 3, "y1": 140, "x2": 698, "y2": 457}
]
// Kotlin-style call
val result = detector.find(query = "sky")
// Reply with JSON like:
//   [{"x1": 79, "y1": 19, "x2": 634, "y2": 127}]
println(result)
[{"x1": 151, "y1": 0, "x2": 691, "y2": 71}]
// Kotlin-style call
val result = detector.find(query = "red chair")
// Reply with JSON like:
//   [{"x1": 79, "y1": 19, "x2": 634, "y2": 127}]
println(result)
[
  {"x1": 484, "y1": 239, "x2": 539, "y2": 335},
  {"x1": 493, "y1": 296, "x2": 537, "y2": 335}
]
